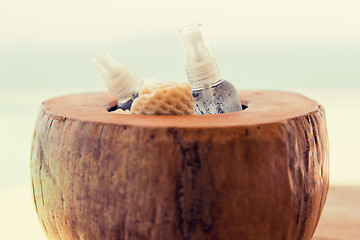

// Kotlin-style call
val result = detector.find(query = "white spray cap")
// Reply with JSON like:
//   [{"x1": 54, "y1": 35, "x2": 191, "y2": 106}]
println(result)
[
  {"x1": 179, "y1": 23, "x2": 221, "y2": 89},
  {"x1": 92, "y1": 51, "x2": 143, "y2": 101}
]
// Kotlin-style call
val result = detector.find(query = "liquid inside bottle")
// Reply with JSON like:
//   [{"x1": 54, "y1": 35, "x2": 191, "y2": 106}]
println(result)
[
  {"x1": 192, "y1": 79, "x2": 241, "y2": 114},
  {"x1": 117, "y1": 92, "x2": 139, "y2": 110},
  {"x1": 179, "y1": 23, "x2": 242, "y2": 114}
]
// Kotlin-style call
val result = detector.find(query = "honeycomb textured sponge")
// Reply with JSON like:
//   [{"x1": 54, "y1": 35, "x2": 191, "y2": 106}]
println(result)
[
  {"x1": 131, "y1": 82, "x2": 194, "y2": 115},
  {"x1": 113, "y1": 109, "x2": 131, "y2": 114}
]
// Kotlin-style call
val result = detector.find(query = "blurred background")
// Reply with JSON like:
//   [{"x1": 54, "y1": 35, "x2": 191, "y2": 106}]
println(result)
[{"x1": 1, "y1": 0, "x2": 359, "y2": 239}]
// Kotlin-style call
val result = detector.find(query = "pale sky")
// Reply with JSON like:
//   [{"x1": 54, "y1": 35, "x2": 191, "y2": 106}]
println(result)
[{"x1": 1, "y1": 0, "x2": 360, "y2": 46}]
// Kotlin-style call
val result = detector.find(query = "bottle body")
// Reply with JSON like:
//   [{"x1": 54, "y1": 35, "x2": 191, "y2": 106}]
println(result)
[
  {"x1": 192, "y1": 79, "x2": 242, "y2": 114},
  {"x1": 117, "y1": 91, "x2": 140, "y2": 110}
]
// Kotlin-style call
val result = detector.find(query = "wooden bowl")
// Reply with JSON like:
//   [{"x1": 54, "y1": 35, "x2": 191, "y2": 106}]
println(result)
[{"x1": 30, "y1": 91, "x2": 329, "y2": 240}]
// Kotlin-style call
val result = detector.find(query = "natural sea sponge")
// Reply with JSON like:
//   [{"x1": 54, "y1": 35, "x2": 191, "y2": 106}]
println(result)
[
  {"x1": 113, "y1": 109, "x2": 131, "y2": 114},
  {"x1": 131, "y1": 82, "x2": 194, "y2": 115}
]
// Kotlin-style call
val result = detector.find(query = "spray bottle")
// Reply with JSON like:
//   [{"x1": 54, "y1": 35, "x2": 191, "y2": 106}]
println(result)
[
  {"x1": 93, "y1": 51, "x2": 143, "y2": 110},
  {"x1": 179, "y1": 23, "x2": 242, "y2": 114}
]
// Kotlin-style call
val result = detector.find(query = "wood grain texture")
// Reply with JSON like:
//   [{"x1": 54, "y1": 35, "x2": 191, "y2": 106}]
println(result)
[{"x1": 30, "y1": 91, "x2": 329, "y2": 240}]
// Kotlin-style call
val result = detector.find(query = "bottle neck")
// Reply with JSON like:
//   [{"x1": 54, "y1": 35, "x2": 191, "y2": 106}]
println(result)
[
  {"x1": 190, "y1": 78, "x2": 223, "y2": 91},
  {"x1": 179, "y1": 24, "x2": 222, "y2": 90},
  {"x1": 103, "y1": 67, "x2": 143, "y2": 101},
  {"x1": 116, "y1": 85, "x2": 141, "y2": 103},
  {"x1": 92, "y1": 51, "x2": 143, "y2": 103},
  {"x1": 185, "y1": 56, "x2": 221, "y2": 90}
]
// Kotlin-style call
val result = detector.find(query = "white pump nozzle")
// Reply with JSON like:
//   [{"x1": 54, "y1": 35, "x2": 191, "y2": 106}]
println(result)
[
  {"x1": 92, "y1": 51, "x2": 143, "y2": 102},
  {"x1": 179, "y1": 24, "x2": 221, "y2": 89}
]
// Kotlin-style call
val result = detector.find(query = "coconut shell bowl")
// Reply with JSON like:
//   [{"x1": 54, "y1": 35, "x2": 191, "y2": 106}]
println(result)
[{"x1": 30, "y1": 90, "x2": 329, "y2": 240}]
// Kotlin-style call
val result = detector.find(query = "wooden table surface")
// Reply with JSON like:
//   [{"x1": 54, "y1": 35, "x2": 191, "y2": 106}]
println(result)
[{"x1": 313, "y1": 185, "x2": 360, "y2": 240}]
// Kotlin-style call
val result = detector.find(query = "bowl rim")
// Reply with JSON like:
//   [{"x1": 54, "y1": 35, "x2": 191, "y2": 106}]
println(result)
[{"x1": 41, "y1": 90, "x2": 321, "y2": 129}]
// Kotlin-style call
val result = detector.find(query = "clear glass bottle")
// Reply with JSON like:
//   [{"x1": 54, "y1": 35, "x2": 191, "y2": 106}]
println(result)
[
  {"x1": 179, "y1": 24, "x2": 242, "y2": 114},
  {"x1": 93, "y1": 51, "x2": 143, "y2": 110}
]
